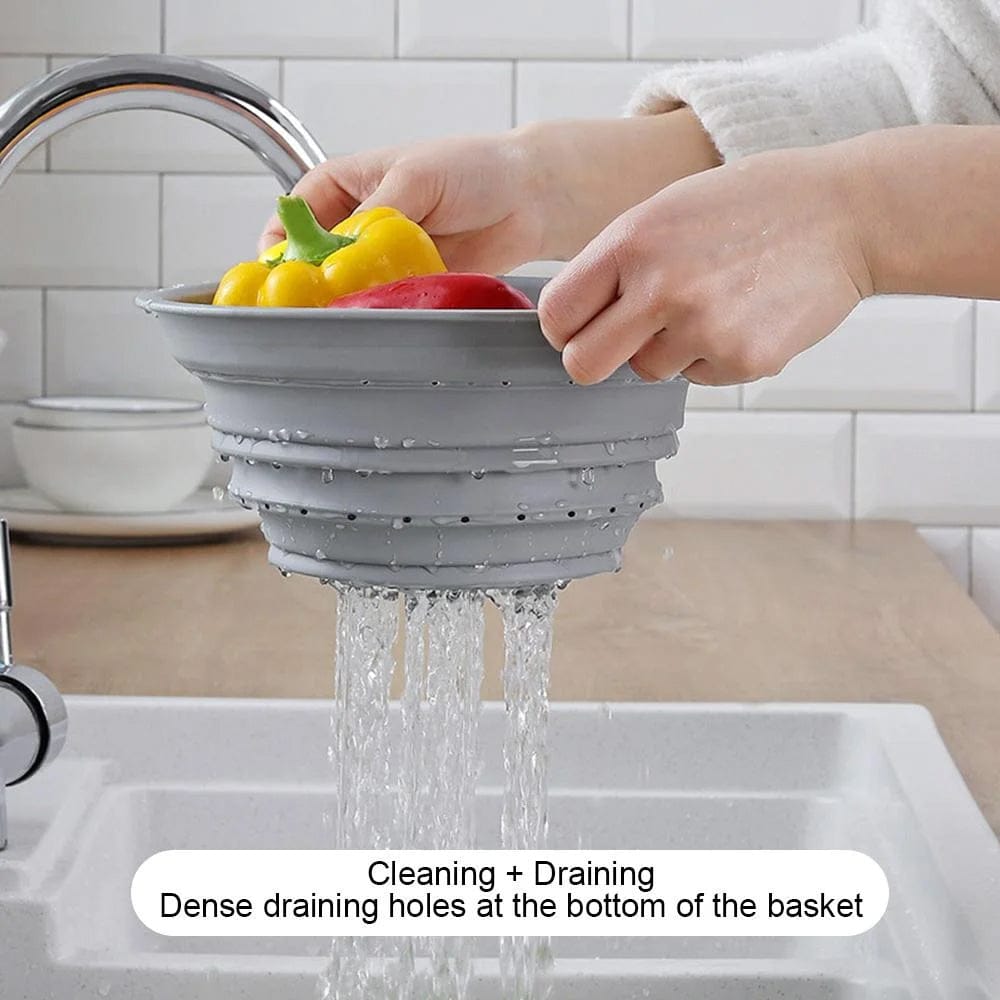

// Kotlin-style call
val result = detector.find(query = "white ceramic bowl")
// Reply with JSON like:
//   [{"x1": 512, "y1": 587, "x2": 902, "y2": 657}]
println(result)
[
  {"x1": 20, "y1": 396, "x2": 205, "y2": 430},
  {"x1": 11, "y1": 417, "x2": 213, "y2": 514}
]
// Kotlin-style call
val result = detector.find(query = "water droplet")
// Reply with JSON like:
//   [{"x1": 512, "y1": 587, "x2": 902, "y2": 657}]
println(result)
[
  {"x1": 218, "y1": 453, "x2": 230, "y2": 463},
  {"x1": 374, "y1": 435, "x2": 390, "y2": 449},
  {"x1": 516, "y1": 502, "x2": 529, "y2": 511},
  {"x1": 279, "y1": 569, "x2": 290, "y2": 579},
  {"x1": 271, "y1": 461, "x2": 282, "y2": 469},
  {"x1": 357, "y1": 469, "x2": 373, "y2": 478},
  {"x1": 278, "y1": 428, "x2": 292, "y2": 442},
  {"x1": 402, "y1": 438, "x2": 416, "y2": 449},
  {"x1": 315, "y1": 549, "x2": 327, "y2": 560},
  {"x1": 392, "y1": 517, "x2": 405, "y2": 530},
  {"x1": 293, "y1": 429, "x2": 311, "y2": 441},
  {"x1": 211, "y1": 486, "x2": 226, "y2": 502},
  {"x1": 470, "y1": 469, "x2": 486, "y2": 480},
  {"x1": 321, "y1": 468, "x2": 335, "y2": 484},
  {"x1": 580, "y1": 467, "x2": 596, "y2": 487},
  {"x1": 604, "y1": 441, "x2": 617, "y2": 455}
]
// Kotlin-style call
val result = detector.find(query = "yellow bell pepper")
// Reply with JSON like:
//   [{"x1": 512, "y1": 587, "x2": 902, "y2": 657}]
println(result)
[{"x1": 213, "y1": 197, "x2": 446, "y2": 308}]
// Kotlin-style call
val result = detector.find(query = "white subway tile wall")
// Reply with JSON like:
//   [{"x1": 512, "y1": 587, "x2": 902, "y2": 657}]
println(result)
[
  {"x1": 1, "y1": 0, "x2": 999, "y2": 623},
  {"x1": 974, "y1": 301, "x2": 1000, "y2": 411},
  {"x1": 45, "y1": 290, "x2": 202, "y2": 399},
  {"x1": 282, "y1": 60, "x2": 514, "y2": 155},
  {"x1": 398, "y1": 0, "x2": 628, "y2": 59},
  {"x1": 0, "y1": 406, "x2": 21, "y2": 488},
  {"x1": 917, "y1": 527, "x2": 971, "y2": 590},
  {"x1": 0, "y1": 291, "x2": 43, "y2": 401},
  {"x1": 658, "y1": 411, "x2": 853, "y2": 519},
  {"x1": 632, "y1": 0, "x2": 862, "y2": 58}
]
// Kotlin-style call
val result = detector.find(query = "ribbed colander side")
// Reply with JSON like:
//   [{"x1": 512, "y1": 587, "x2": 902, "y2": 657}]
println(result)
[{"x1": 138, "y1": 279, "x2": 688, "y2": 589}]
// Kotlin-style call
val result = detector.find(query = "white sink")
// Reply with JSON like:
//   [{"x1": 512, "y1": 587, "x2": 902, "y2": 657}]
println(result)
[{"x1": 2, "y1": 698, "x2": 998, "y2": 998}]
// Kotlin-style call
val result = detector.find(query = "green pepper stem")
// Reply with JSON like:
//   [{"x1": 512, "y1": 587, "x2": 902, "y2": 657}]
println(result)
[{"x1": 276, "y1": 196, "x2": 354, "y2": 265}]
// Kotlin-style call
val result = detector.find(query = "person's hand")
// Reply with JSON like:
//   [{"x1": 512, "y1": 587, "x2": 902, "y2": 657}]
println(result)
[
  {"x1": 538, "y1": 141, "x2": 873, "y2": 386},
  {"x1": 259, "y1": 110, "x2": 720, "y2": 275},
  {"x1": 259, "y1": 132, "x2": 547, "y2": 274}
]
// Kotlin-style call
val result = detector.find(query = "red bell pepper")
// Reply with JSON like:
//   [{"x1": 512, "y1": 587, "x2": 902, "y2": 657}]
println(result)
[{"x1": 327, "y1": 273, "x2": 534, "y2": 310}]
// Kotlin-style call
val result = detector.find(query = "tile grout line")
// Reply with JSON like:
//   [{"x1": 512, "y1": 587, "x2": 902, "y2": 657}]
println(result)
[
  {"x1": 2, "y1": 52, "x2": 673, "y2": 63},
  {"x1": 160, "y1": 0, "x2": 166, "y2": 52},
  {"x1": 627, "y1": 0, "x2": 635, "y2": 58},
  {"x1": 40, "y1": 289, "x2": 47, "y2": 397},
  {"x1": 394, "y1": 0, "x2": 401, "y2": 58},
  {"x1": 157, "y1": 174, "x2": 165, "y2": 288}
]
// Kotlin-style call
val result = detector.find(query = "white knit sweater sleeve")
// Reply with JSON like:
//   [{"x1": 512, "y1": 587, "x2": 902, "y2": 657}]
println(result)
[{"x1": 628, "y1": 0, "x2": 1000, "y2": 161}]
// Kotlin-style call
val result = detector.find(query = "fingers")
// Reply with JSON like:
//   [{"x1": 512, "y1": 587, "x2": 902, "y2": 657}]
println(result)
[
  {"x1": 539, "y1": 213, "x2": 682, "y2": 384},
  {"x1": 536, "y1": 227, "x2": 629, "y2": 351},
  {"x1": 558, "y1": 296, "x2": 664, "y2": 385},
  {"x1": 355, "y1": 160, "x2": 443, "y2": 226},
  {"x1": 629, "y1": 331, "x2": 700, "y2": 382},
  {"x1": 257, "y1": 153, "x2": 388, "y2": 254}
]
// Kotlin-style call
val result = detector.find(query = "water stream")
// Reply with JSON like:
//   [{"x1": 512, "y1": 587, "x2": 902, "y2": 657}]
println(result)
[{"x1": 319, "y1": 583, "x2": 557, "y2": 1000}]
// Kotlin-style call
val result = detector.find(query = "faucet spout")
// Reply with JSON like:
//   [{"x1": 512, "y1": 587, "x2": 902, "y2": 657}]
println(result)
[
  {"x1": 0, "y1": 54, "x2": 325, "y2": 190},
  {"x1": 0, "y1": 523, "x2": 68, "y2": 851}
]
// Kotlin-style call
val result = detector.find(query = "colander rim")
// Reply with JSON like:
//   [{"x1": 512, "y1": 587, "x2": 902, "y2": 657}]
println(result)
[{"x1": 136, "y1": 279, "x2": 548, "y2": 325}]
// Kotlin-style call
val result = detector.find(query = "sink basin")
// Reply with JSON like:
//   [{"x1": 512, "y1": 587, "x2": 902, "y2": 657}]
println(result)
[{"x1": 2, "y1": 698, "x2": 998, "y2": 998}]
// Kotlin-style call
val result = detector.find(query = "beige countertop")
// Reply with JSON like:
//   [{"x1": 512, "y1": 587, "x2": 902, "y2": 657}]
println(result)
[{"x1": 11, "y1": 519, "x2": 1000, "y2": 830}]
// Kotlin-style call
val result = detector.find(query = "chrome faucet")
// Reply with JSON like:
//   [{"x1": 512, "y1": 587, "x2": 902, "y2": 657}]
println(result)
[
  {"x1": 0, "y1": 53, "x2": 325, "y2": 188},
  {"x1": 0, "y1": 521, "x2": 68, "y2": 850},
  {"x1": 0, "y1": 54, "x2": 326, "y2": 848}
]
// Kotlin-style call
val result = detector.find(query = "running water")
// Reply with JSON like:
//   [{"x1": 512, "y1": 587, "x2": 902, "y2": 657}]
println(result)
[
  {"x1": 496, "y1": 588, "x2": 558, "y2": 998},
  {"x1": 318, "y1": 583, "x2": 557, "y2": 1000}
]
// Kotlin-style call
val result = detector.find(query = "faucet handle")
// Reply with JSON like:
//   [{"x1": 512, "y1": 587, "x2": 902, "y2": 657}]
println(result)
[{"x1": 0, "y1": 519, "x2": 12, "y2": 670}]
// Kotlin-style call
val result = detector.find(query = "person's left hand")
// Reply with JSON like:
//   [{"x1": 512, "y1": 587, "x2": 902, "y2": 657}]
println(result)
[{"x1": 537, "y1": 140, "x2": 874, "y2": 386}]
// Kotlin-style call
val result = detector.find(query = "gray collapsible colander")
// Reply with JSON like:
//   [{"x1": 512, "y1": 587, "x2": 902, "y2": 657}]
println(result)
[{"x1": 138, "y1": 279, "x2": 688, "y2": 589}]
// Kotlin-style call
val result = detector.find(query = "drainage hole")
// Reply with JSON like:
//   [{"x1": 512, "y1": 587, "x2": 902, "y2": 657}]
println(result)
[
  {"x1": 567, "y1": 510, "x2": 576, "y2": 518},
  {"x1": 402, "y1": 516, "x2": 412, "y2": 523},
  {"x1": 609, "y1": 506, "x2": 617, "y2": 514},
  {"x1": 516, "y1": 514, "x2": 526, "y2": 521},
  {"x1": 638, "y1": 502, "x2": 645, "y2": 509},
  {"x1": 501, "y1": 380, "x2": 511, "y2": 387},
  {"x1": 263, "y1": 503, "x2": 271, "y2": 510},
  {"x1": 300, "y1": 508, "x2": 309, "y2": 516},
  {"x1": 460, "y1": 516, "x2": 470, "y2": 523},
  {"x1": 347, "y1": 513, "x2": 357, "y2": 521}
]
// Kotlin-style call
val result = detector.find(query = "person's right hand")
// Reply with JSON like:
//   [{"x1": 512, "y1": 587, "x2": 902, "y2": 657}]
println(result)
[
  {"x1": 258, "y1": 111, "x2": 720, "y2": 275},
  {"x1": 258, "y1": 132, "x2": 548, "y2": 274}
]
